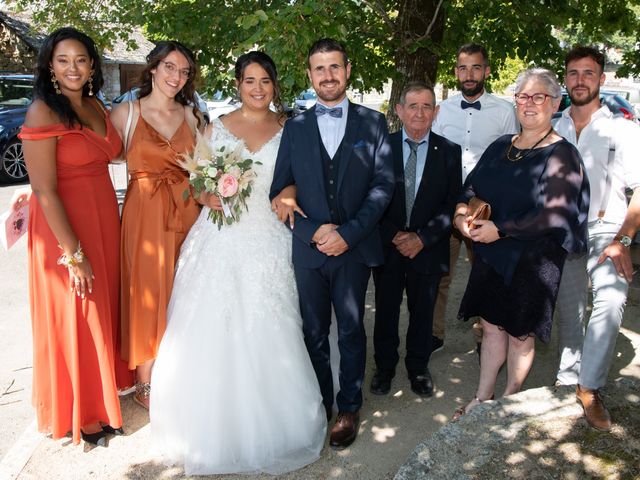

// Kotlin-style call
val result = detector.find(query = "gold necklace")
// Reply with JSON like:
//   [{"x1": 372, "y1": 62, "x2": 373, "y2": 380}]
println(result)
[{"x1": 506, "y1": 127, "x2": 554, "y2": 162}]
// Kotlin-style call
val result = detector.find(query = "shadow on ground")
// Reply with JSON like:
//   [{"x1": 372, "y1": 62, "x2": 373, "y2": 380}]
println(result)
[{"x1": 396, "y1": 379, "x2": 640, "y2": 480}]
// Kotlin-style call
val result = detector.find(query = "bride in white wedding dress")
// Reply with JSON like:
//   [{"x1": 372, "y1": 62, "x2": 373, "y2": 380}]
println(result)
[{"x1": 150, "y1": 52, "x2": 326, "y2": 476}]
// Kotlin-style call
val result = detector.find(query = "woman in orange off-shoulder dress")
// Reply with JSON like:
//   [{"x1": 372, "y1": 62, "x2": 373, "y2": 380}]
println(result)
[
  {"x1": 19, "y1": 27, "x2": 132, "y2": 447},
  {"x1": 111, "y1": 41, "x2": 202, "y2": 409}
]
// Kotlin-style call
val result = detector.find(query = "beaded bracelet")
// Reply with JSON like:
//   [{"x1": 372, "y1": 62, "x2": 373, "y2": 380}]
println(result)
[{"x1": 57, "y1": 242, "x2": 85, "y2": 267}]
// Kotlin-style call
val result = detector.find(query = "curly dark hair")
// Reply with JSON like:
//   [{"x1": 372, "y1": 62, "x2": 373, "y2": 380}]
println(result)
[
  {"x1": 33, "y1": 27, "x2": 104, "y2": 128},
  {"x1": 235, "y1": 51, "x2": 284, "y2": 118},
  {"x1": 138, "y1": 41, "x2": 201, "y2": 127}
]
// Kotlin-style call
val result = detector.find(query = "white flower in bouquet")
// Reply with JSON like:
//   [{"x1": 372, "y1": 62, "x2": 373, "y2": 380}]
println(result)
[{"x1": 227, "y1": 165, "x2": 242, "y2": 179}]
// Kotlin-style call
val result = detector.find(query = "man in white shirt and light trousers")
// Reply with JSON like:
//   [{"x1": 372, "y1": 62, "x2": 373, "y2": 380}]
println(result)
[
  {"x1": 554, "y1": 46, "x2": 640, "y2": 432},
  {"x1": 431, "y1": 43, "x2": 519, "y2": 352}
]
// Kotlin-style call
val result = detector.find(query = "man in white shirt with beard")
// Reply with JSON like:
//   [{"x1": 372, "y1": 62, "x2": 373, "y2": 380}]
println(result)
[
  {"x1": 431, "y1": 43, "x2": 519, "y2": 353},
  {"x1": 554, "y1": 45, "x2": 640, "y2": 432}
]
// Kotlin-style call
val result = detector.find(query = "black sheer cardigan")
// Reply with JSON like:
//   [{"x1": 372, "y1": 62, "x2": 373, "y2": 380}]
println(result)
[{"x1": 459, "y1": 135, "x2": 590, "y2": 284}]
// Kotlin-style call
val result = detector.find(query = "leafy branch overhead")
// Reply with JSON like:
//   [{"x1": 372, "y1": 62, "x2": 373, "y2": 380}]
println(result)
[{"x1": 16, "y1": 0, "x2": 640, "y2": 107}]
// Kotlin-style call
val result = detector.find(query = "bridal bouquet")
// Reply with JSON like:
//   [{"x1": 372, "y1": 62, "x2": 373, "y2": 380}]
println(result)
[{"x1": 179, "y1": 131, "x2": 259, "y2": 229}]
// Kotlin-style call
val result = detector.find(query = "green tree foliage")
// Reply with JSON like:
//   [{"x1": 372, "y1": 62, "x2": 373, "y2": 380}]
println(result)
[
  {"x1": 15, "y1": 0, "x2": 640, "y2": 117},
  {"x1": 491, "y1": 56, "x2": 527, "y2": 95}
]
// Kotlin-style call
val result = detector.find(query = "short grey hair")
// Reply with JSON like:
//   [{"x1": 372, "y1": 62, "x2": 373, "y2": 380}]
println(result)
[
  {"x1": 398, "y1": 81, "x2": 435, "y2": 105},
  {"x1": 514, "y1": 68, "x2": 561, "y2": 99}
]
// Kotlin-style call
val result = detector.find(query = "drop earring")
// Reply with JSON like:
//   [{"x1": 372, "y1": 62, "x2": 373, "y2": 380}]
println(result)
[
  {"x1": 87, "y1": 70, "x2": 94, "y2": 96},
  {"x1": 49, "y1": 67, "x2": 61, "y2": 94}
]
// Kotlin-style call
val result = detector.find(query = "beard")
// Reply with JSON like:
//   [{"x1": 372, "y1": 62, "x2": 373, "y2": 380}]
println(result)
[
  {"x1": 458, "y1": 78, "x2": 485, "y2": 98},
  {"x1": 569, "y1": 85, "x2": 599, "y2": 106},
  {"x1": 316, "y1": 81, "x2": 347, "y2": 103}
]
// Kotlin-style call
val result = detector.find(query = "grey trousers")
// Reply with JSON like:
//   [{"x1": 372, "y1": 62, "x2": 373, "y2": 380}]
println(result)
[{"x1": 555, "y1": 221, "x2": 629, "y2": 389}]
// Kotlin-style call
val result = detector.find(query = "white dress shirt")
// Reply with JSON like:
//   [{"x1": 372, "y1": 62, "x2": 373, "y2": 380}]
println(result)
[
  {"x1": 402, "y1": 128, "x2": 430, "y2": 200},
  {"x1": 554, "y1": 105, "x2": 640, "y2": 224},
  {"x1": 432, "y1": 91, "x2": 519, "y2": 182},
  {"x1": 316, "y1": 96, "x2": 349, "y2": 158}
]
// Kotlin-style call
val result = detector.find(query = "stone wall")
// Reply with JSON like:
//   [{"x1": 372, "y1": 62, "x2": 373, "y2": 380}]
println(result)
[
  {"x1": 102, "y1": 63, "x2": 121, "y2": 102},
  {"x1": 0, "y1": 23, "x2": 36, "y2": 73}
]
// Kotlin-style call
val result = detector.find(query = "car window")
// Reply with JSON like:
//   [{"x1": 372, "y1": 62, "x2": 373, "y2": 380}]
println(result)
[
  {"x1": 0, "y1": 79, "x2": 34, "y2": 106},
  {"x1": 601, "y1": 93, "x2": 634, "y2": 109}
]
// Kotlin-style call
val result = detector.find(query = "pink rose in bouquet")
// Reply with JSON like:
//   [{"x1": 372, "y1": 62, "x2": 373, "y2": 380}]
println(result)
[
  {"x1": 179, "y1": 132, "x2": 259, "y2": 229},
  {"x1": 219, "y1": 173, "x2": 239, "y2": 198}
]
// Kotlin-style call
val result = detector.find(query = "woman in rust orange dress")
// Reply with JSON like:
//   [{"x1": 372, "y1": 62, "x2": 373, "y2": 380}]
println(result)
[
  {"x1": 111, "y1": 41, "x2": 202, "y2": 409},
  {"x1": 20, "y1": 27, "x2": 131, "y2": 447}
]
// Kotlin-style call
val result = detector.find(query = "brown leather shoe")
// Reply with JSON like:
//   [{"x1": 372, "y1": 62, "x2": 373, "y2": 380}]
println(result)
[
  {"x1": 576, "y1": 384, "x2": 611, "y2": 431},
  {"x1": 329, "y1": 411, "x2": 360, "y2": 450}
]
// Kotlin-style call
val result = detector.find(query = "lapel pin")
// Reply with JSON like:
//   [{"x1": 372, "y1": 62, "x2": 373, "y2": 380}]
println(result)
[{"x1": 434, "y1": 146, "x2": 438, "y2": 150}]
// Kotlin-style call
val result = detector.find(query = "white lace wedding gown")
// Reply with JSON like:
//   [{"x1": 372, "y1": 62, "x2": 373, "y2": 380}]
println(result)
[{"x1": 150, "y1": 118, "x2": 326, "y2": 476}]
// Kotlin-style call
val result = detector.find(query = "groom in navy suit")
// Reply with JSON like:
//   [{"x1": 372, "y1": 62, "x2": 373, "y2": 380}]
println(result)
[
  {"x1": 270, "y1": 39, "x2": 394, "y2": 450},
  {"x1": 371, "y1": 82, "x2": 462, "y2": 398}
]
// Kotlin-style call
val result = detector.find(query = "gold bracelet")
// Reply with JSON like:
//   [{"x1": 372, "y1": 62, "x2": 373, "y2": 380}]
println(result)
[{"x1": 57, "y1": 242, "x2": 85, "y2": 267}]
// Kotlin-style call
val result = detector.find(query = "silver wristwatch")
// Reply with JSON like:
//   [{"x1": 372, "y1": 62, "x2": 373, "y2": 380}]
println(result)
[{"x1": 615, "y1": 235, "x2": 633, "y2": 247}]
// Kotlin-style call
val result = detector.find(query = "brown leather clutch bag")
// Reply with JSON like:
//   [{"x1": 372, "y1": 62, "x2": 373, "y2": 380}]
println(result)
[{"x1": 467, "y1": 196, "x2": 491, "y2": 229}]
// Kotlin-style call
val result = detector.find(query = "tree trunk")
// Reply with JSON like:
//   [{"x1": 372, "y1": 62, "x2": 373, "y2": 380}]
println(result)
[{"x1": 386, "y1": 0, "x2": 446, "y2": 131}]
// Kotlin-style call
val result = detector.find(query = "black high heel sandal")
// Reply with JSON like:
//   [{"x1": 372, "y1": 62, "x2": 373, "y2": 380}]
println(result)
[
  {"x1": 81, "y1": 430, "x2": 107, "y2": 447},
  {"x1": 102, "y1": 425, "x2": 124, "y2": 436}
]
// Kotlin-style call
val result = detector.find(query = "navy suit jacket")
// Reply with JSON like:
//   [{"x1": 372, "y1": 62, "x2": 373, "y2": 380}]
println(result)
[
  {"x1": 379, "y1": 130, "x2": 462, "y2": 275},
  {"x1": 270, "y1": 102, "x2": 395, "y2": 268}
]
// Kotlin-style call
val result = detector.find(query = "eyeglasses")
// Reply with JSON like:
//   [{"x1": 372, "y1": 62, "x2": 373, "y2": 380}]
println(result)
[
  {"x1": 160, "y1": 61, "x2": 191, "y2": 79},
  {"x1": 514, "y1": 93, "x2": 557, "y2": 105}
]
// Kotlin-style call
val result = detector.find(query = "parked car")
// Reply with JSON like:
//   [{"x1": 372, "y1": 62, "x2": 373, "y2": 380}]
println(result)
[
  {"x1": 112, "y1": 87, "x2": 210, "y2": 123},
  {"x1": 293, "y1": 89, "x2": 317, "y2": 116},
  {"x1": 554, "y1": 89, "x2": 638, "y2": 122},
  {"x1": 204, "y1": 91, "x2": 240, "y2": 119},
  {"x1": 600, "y1": 90, "x2": 638, "y2": 121},
  {"x1": 282, "y1": 101, "x2": 294, "y2": 117},
  {"x1": 203, "y1": 91, "x2": 294, "y2": 118},
  {"x1": 0, "y1": 74, "x2": 34, "y2": 183},
  {"x1": 600, "y1": 85, "x2": 640, "y2": 109}
]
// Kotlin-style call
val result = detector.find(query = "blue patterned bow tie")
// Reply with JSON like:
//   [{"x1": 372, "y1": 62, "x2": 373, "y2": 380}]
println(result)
[
  {"x1": 315, "y1": 105, "x2": 343, "y2": 118},
  {"x1": 461, "y1": 100, "x2": 481, "y2": 110}
]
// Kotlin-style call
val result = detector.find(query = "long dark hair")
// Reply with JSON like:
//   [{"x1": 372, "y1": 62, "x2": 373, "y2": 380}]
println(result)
[
  {"x1": 235, "y1": 51, "x2": 284, "y2": 117},
  {"x1": 33, "y1": 27, "x2": 104, "y2": 128},
  {"x1": 138, "y1": 41, "x2": 201, "y2": 127}
]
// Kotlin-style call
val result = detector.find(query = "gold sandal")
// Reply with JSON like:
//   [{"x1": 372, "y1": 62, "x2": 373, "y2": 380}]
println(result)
[{"x1": 133, "y1": 381, "x2": 150, "y2": 410}]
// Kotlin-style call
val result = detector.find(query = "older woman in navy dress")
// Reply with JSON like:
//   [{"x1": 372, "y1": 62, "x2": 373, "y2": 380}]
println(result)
[{"x1": 451, "y1": 68, "x2": 589, "y2": 419}]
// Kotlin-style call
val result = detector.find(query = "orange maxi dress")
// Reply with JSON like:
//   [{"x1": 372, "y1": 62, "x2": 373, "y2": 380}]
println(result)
[
  {"x1": 120, "y1": 107, "x2": 200, "y2": 369},
  {"x1": 20, "y1": 113, "x2": 132, "y2": 444}
]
